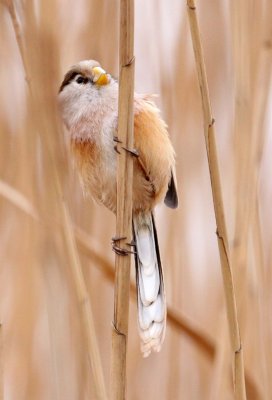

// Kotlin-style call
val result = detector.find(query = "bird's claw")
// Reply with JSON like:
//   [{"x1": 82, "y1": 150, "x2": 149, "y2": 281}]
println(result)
[
  {"x1": 113, "y1": 136, "x2": 122, "y2": 143},
  {"x1": 113, "y1": 136, "x2": 139, "y2": 157},
  {"x1": 112, "y1": 245, "x2": 136, "y2": 256},
  {"x1": 113, "y1": 136, "x2": 122, "y2": 154},
  {"x1": 112, "y1": 236, "x2": 127, "y2": 243},
  {"x1": 126, "y1": 240, "x2": 136, "y2": 247},
  {"x1": 112, "y1": 236, "x2": 137, "y2": 256},
  {"x1": 122, "y1": 147, "x2": 139, "y2": 157},
  {"x1": 114, "y1": 145, "x2": 121, "y2": 154}
]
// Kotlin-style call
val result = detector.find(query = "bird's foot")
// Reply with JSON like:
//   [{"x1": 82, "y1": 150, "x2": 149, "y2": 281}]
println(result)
[
  {"x1": 113, "y1": 137, "x2": 139, "y2": 157},
  {"x1": 111, "y1": 236, "x2": 137, "y2": 256},
  {"x1": 113, "y1": 136, "x2": 122, "y2": 154},
  {"x1": 112, "y1": 235, "x2": 127, "y2": 243},
  {"x1": 113, "y1": 136, "x2": 122, "y2": 143},
  {"x1": 114, "y1": 145, "x2": 121, "y2": 154},
  {"x1": 112, "y1": 244, "x2": 137, "y2": 256},
  {"x1": 122, "y1": 147, "x2": 139, "y2": 157}
]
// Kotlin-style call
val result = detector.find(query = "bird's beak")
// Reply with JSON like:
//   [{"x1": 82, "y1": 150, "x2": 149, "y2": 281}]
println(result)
[{"x1": 91, "y1": 66, "x2": 111, "y2": 86}]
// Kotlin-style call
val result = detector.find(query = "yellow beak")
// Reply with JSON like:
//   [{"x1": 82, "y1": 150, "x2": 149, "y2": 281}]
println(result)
[{"x1": 92, "y1": 66, "x2": 110, "y2": 85}]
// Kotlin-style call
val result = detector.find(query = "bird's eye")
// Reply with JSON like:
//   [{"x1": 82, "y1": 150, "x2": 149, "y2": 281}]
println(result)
[{"x1": 76, "y1": 76, "x2": 87, "y2": 84}]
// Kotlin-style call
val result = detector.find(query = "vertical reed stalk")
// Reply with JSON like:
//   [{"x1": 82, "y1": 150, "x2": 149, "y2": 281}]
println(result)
[
  {"x1": 110, "y1": 0, "x2": 135, "y2": 398},
  {"x1": 186, "y1": 1, "x2": 246, "y2": 398},
  {"x1": 61, "y1": 205, "x2": 108, "y2": 400}
]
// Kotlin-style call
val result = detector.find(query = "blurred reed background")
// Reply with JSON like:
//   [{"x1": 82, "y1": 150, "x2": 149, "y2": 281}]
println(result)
[{"x1": 0, "y1": 0, "x2": 271, "y2": 399}]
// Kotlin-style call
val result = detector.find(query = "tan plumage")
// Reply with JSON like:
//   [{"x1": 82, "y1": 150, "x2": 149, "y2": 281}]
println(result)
[{"x1": 59, "y1": 60, "x2": 178, "y2": 357}]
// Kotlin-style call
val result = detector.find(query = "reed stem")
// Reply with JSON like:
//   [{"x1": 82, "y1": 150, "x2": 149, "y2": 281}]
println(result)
[
  {"x1": 110, "y1": 0, "x2": 135, "y2": 399},
  {"x1": 186, "y1": 1, "x2": 246, "y2": 398}
]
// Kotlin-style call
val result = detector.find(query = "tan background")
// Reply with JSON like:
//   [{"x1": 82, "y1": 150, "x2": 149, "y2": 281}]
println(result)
[{"x1": 0, "y1": 0, "x2": 271, "y2": 399}]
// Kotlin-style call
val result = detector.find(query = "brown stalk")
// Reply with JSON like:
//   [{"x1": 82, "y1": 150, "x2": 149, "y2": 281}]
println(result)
[
  {"x1": 186, "y1": 1, "x2": 246, "y2": 398},
  {"x1": 110, "y1": 0, "x2": 135, "y2": 399}
]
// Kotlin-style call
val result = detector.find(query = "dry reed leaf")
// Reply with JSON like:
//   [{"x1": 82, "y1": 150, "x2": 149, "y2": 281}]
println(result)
[{"x1": 0, "y1": 179, "x2": 39, "y2": 220}]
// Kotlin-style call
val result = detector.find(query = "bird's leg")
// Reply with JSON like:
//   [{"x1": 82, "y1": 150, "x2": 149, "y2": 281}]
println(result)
[
  {"x1": 126, "y1": 240, "x2": 136, "y2": 247},
  {"x1": 113, "y1": 136, "x2": 122, "y2": 154},
  {"x1": 112, "y1": 235, "x2": 127, "y2": 243},
  {"x1": 111, "y1": 236, "x2": 137, "y2": 256},
  {"x1": 113, "y1": 136, "x2": 139, "y2": 158},
  {"x1": 113, "y1": 136, "x2": 122, "y2": 143},
  {"x1": 114, "y1": 145, "x2": 121, "y2": 154}
]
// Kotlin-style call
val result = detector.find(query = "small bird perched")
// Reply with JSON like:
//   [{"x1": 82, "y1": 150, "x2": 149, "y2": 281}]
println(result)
[{"x1": 59, "y1": 60, "x2": 178, "y2": 357}]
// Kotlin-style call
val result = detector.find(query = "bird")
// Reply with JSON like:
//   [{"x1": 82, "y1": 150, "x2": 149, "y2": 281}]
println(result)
[{"x1": 58, "y1": 60, "x2": 178, "y2": 357}]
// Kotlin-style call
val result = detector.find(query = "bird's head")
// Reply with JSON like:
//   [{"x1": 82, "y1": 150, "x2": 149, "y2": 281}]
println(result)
[
  {"x1": 58, "y1": 60, "x2": 115, "y2": 128},
  {"x1": 59, "y1": 60, "x2": 111, "y2": 93}
]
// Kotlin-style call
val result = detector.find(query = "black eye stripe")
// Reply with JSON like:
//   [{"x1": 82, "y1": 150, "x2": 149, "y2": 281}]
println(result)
[
  {"x1": 59, "y1": 70, "x2": 90, "y2": 92},
  {"x1": 76, "y1": 76, "x2": 89, "y2": 84},
  {"x1": 59, "y1": 71, "x2": 78, "y2": 92}
]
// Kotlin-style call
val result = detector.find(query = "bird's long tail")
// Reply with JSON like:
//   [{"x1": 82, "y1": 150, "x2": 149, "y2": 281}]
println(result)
[{"x1": 133, "y1": 211, "x2": 166, "y2": 357}]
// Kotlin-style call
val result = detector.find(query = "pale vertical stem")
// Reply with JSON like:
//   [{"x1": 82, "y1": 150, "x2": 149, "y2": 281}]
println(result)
[
  {"x1": 186, "y1": 1, "x2": 246, "y2": 399},
  {"x1": 110, "y1": 0, "x2": 135, "y2": 399},
  {"x1": 61, "y1": 204, "x2": 108, "y2": 400}
]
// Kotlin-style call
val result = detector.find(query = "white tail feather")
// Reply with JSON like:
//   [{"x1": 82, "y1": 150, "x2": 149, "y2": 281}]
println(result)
[{"x1": 133, "y1": 212, "x2": 166, "y2": 357}]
